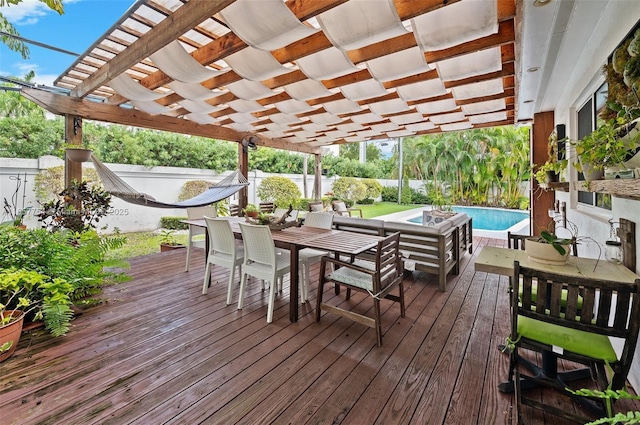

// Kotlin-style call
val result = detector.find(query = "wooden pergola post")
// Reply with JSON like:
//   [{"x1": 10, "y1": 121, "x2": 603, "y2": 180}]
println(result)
[
  {"x1": 239, "y1": 142, "x2": 249, "y2": 210},
  {"x1": 314, "y1": 153, "x2": 321, "y2": 201},
  {"x1": 64, "y1": 114, "x2": 83, "y2": 187},
  {"x1": 531, "y1": 111, "x2": 555, "y2": 236}
]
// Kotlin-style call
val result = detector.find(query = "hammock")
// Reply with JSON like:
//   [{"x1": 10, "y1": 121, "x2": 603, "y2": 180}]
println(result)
[{"x1": 90, "y1": 155, "x2": 249, "y2": 209}]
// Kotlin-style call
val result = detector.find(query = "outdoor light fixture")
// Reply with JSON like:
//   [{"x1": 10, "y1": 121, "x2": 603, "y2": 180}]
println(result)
[{"x1": 241, "y1": 135, "x2": 259, "y2": 152}]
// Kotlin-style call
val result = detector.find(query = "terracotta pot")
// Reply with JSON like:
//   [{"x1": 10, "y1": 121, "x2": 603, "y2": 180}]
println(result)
[
  {"x1": 0, "y1": 310, "x2": 25, "y2": 362},
  {"x1": 524, "y1": 238, "x2": 570, "y2": 265},
  {"x1": 65, "y1": 148, "x2": 93, "y2": 162},
  {"x1": 246, "y1": 211, "x2": 259, "y2": 218}
]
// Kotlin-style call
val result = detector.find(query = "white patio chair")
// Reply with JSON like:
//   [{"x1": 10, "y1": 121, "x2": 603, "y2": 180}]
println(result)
[
  {"x1": 202, "y1": 216, "x2": 244, "y2": 305},
  {"x1": 297, "y1": 212, "x2": 334, "y2": 303},
  {"x1": 274, "y1": 207, "x2": 299, "y2": 223},
  {"x1": 238, "y1": 223, "x2": 291, "y2": 323},
  {"x1": 185, "y1": 205, "x2": 216, "y2": 271}
]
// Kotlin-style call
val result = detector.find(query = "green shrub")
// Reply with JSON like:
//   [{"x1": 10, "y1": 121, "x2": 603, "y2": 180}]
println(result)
[
  {"x1": 295, "y1": 198, "x2": 313, "y2": 211},
  {"x1": 359, "y1": 198, "x2": 375, "y2": 205},
  {"x1": 160, "y1": 216, "x2": 188, "y2": 230},
  {"x1": 410, "y1": 189, "x2": 430, "y2": 205},
  {"x1": 256, "y1": 176, "x2": 301, "y2": 208},
  {"x1": 361, "y1": 178, "x2": 383, "y2": 200},
  {"x1": 331, "y1": 177, "x2": 367, "y2": 202},
  {"x1": 381, "y1": 186, "x2": 397, "y2": 202},
  {"x1": 178, "y1": 180, "x2": 216, "y2": 201},
  {"x1": 34, "y1": 166, "x2": 100, "y2": 203},
  {"x1": 401, "y1": 179, "x2": 412, "y2": 205}
]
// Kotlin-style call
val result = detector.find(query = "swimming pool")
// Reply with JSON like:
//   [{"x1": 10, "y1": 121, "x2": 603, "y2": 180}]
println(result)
[
  {"x1": 408, "y1": 206, "x2": 529, "y2": 230},
  {"x1": 386, "y1": 206, "x2": 530, "y2": 239}
]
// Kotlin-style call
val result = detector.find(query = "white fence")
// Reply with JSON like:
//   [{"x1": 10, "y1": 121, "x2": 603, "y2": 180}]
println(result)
[{"x1": 0, "y1": 156, "x2": 411, "y2": 233}]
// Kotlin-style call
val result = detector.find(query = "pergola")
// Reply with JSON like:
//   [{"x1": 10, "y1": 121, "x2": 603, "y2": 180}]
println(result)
[{"x1": 21, "y1": 0, "x2": 544, "y2": 216}]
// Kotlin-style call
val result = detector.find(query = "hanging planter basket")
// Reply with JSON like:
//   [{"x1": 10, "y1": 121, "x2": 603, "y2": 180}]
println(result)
[{"x1": 65, "y1": 148, "x2": 93, "y2": 162}]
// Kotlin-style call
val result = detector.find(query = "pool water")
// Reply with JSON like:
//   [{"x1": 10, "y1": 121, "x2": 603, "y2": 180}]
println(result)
[{"x1": 408, "y1": 206, "x2": 529, "y2": 231}]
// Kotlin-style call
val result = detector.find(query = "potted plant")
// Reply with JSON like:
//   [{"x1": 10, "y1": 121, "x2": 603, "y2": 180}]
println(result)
[
  {"x1": 0, "y1": 268, "x2": 74, "y2": 361},
  {"x1": 535, "y1": 131, "x2": 568, "y2": 185},
  {"x1": 159, "y1": 229, "x2": 185, "y2": 252},
  {"x1": 243, "y1": 203, "x2": 259, "y2": 218},
  {"x1": 525, "y1": 221, "x2": 578, "y2": 265},
  {"x1": 572, "y1": 101, "x2": 640, "y2": 182}
]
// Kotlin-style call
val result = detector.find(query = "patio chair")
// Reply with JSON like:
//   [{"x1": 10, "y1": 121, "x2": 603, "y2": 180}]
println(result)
[
  {"x1": 202, "y1": 217, "x2": 244, "y2": 305},
  {"x1": 506, "y1": 261, "x2": 640, "y2": 424},
  {"x1": 507, "y1": 231, "x2": 528, "y2": 250},
  {"x1": 331, "y1": 200, "x2": 362, "y2": 218},
  {"x1": 185, "y1": 205, "x2": 216, "y2": 271},
  {"x1": 298, "y1": 212, "x2": 334, "y2": 302},
  {"x1": 315, "y1": 232, "x2": 405, "y2": 346},
  {"x1": 308, "y1": 201, "x2": 324, "y2": 212},
  {"x1": 507, "y1": 230, "x2": 578, "y2": 256},
  {"x1": 237, "y1": 223, "x2": 291, "y2": 323},
  {"x1": 274, "y1": 207, "x2": 299, "y2": 223}
]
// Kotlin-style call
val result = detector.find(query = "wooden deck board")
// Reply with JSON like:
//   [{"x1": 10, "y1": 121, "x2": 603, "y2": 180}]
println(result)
[{"x1": 1, "y1": 239, "x2": 639, "y2": 425}]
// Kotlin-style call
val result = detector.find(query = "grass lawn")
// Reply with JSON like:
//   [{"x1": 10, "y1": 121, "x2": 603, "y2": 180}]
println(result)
[
  {"x1": 106, "y1": 202, "x2": 423, "y2": 261},
  {"x1": 357, "y1": 202, "x2": 422, "y2": 218}
]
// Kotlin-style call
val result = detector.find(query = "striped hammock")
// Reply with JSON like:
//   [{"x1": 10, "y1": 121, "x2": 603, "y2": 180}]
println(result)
[{"x1": 90, "y1": 155, "x2": 249, "y2": 209}]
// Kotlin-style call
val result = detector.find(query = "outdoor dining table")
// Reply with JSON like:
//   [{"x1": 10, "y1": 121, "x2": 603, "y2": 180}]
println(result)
[
  {"x1": 474, "y1": 245, "x2": 640, "y2": 392},
  {"x1": 182, "y1": 216, "x2": 384, "y2": 322}
]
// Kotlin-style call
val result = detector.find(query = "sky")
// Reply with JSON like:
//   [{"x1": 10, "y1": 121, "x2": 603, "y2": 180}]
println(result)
[{"x1": 0, "y1": 0, "x2": 134, "y2": 87}]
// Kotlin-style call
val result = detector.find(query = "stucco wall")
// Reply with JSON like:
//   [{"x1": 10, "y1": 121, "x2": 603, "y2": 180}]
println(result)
[{"x1": 552, "y1": 3, "x2": 640, "y2": 392}]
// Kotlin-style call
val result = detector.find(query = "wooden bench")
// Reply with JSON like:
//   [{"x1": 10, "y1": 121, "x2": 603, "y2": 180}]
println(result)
[{"x1": 331, "y1": 214, "x2": 472, "y2": 291}]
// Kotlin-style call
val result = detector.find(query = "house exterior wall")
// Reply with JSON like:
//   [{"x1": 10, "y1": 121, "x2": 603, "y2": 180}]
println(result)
[{"x1": 552, "y1": 4, "x2": 640, "y2": 392}]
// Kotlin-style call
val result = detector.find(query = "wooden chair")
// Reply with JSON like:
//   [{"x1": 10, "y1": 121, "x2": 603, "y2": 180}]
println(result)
[
  {"x1": 202, "y1": 216, "x2": 244, "y2": 305},
  {"x1": 315, "y1": 232, "x2": 405, "y2": 346},
  {"x1": 237, "y1": 223, "x2": 291, "y2": 323},
  {"x1": 507, "y1": 230, "x2": 578, "y2": 256},
  {"x1": 506, "y1": 261, "x2": 640, "y2": 424},
  {"x1": 331, "y1": 200, "x2": 362, "y2": 218},
  {"x1": 259, "y1": 202, "x2": 274, "y2": 213},
  {"x1": 228, "y1": 204, "x2": 240, "y2": 217},
  {"x1": 185, "y1": 205, "x2": 216, "y2": 271},
  {"x1": 507, "y1": 231, "x2": 528, "y2": 250}
]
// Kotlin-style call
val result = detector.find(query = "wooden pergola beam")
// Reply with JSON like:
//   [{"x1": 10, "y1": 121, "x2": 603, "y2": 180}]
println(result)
[
  {"x1": 22, "y1": 88, "x2": 321, "y2": 155},
  {"x1": 72, "y1": 0, "x2": 237, "y2": 99}
]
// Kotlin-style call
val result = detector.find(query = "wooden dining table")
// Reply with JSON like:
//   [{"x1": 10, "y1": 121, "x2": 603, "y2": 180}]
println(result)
[{"x1": 182, "y1": 216, "x2": 383, "y2": 322}]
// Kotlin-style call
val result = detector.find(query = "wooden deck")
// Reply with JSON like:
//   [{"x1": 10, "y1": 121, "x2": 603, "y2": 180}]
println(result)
[{"x1": 1, "y1": 236, "x2": 638, "y2": 424}]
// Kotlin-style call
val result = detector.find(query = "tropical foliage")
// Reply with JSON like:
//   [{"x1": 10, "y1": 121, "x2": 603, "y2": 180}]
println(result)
[{"x1": 396, "y1": 126, "x2": 531, "y2": 208}]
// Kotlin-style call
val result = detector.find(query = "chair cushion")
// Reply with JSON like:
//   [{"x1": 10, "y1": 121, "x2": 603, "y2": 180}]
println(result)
[
  {"x1": 327, "y1": 259, "x2": 397, "y2": 291},
  {"x1": 517, "y1": 316, "x2": 617, "y2": 362},
  {"x1": 310, "y1": 203, "x2": 324, "y2": 212}
]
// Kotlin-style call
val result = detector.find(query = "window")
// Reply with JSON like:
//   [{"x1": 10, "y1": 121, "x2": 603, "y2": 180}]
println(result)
[{"x1": 576, "y1": 82, "x2": 611, "y2": 210}]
